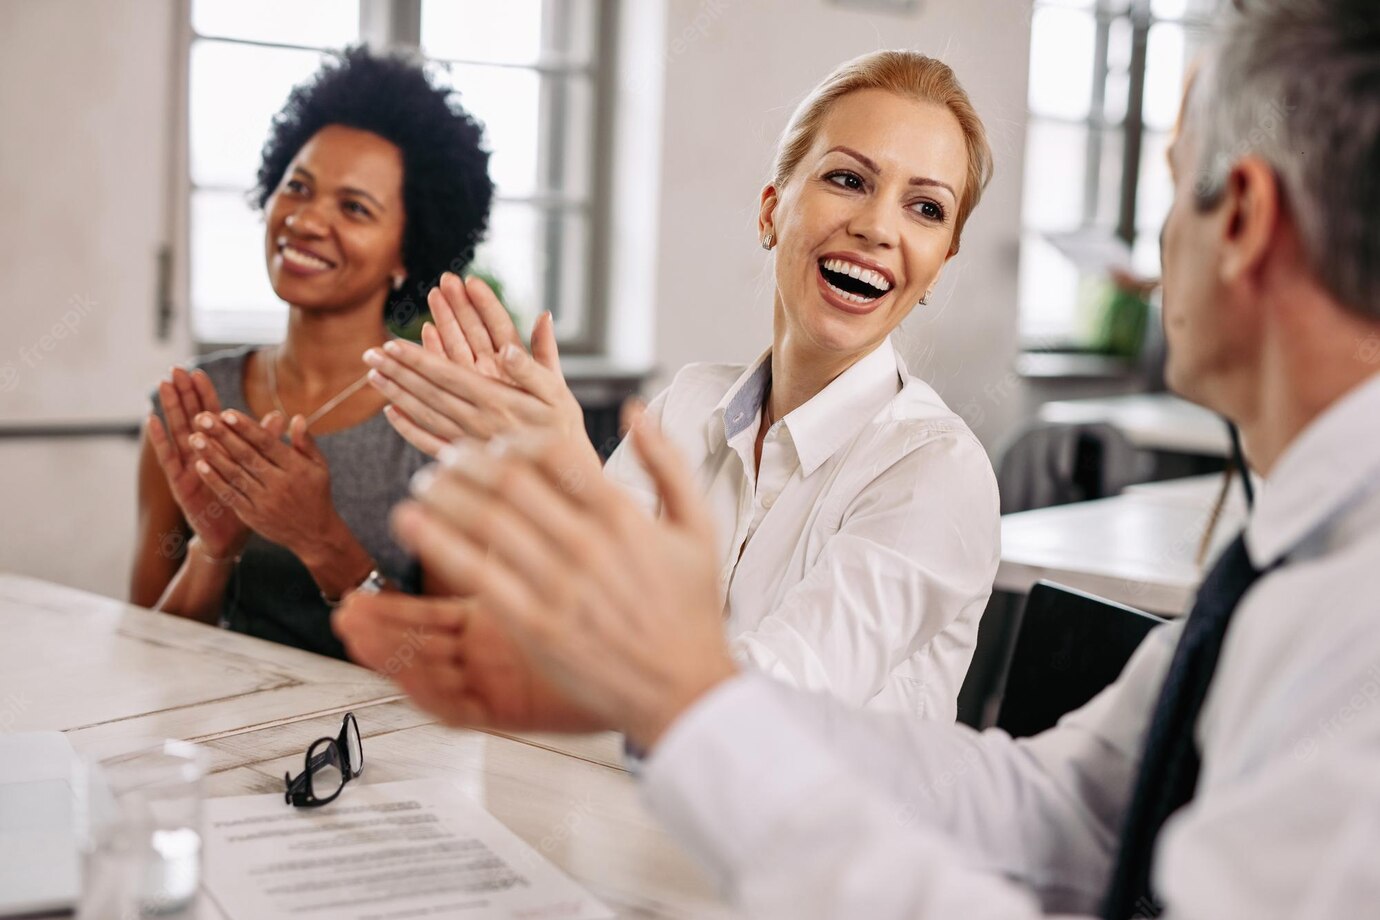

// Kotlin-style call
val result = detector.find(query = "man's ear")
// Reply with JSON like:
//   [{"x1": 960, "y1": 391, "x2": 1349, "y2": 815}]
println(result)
[
  {"x1": 1219, "y1": 155, "x2": 1280, "y2": 288},
  {"x1": 758, "y1": 184, "x2": 779, "y2": 243}
]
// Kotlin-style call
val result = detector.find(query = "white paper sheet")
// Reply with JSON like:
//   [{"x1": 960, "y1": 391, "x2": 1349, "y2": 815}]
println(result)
[
  {"x1": 1043, "y1": 227, "x2": 1136, "y2": 277},
  {"x1": 202, "y1": 778, "x2": 612, "y2": 920}
]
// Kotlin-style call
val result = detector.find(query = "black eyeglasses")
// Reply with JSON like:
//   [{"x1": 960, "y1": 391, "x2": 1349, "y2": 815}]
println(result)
[{"x1": 284, "y1": 712, "x2": 364, "y2": 807}]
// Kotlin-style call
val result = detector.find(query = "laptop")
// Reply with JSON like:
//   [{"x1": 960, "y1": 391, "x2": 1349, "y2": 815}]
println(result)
[{"x1": 0, "y1": 732, "x2": 81, "y2": 915}]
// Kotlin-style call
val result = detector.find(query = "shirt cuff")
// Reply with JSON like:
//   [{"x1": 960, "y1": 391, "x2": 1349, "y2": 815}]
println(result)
[{"x1": 638, "y1": 672, "x2": 849, "y2": 886}]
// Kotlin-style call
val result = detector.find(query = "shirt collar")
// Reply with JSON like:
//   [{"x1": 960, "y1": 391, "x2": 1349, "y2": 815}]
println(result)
[
  {"x1": 709, "y1": 338, "x2": 905, "y2": 477},
  {"x1": 713, "y1": 348, "x2": 774, "y2": 444},
  {"x1": 783, "y1": 337, "x2": 903, "y2": 477},
  {"x1": 1247, "y1": 371, "x2": 1380, "y2": 567}
]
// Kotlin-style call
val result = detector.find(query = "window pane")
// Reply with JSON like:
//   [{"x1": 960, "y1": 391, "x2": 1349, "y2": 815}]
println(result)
[
  {"x1": 540, "y1": 75, "x2": 596, "y2": 200},
  {"x1": 1028, "y1": 6, "x2": 1096, "y2": 120},
  {"x1": 1136, "y1": 130, "x2": 1174, "y2": 233},
  {"x1": 190, "y1": 41, "x2": 332, "y2": 189},
  {"x1": 547, "y1": 211, "x2": 591, "y2": 340},
  {"x1": 192, "y1": 0, "x2": 358, "y2": 48},
  {"x1": 436, "y1": 63, "x2": 540, "y2": 197},
  {"x1": 1093, "y1": 128, "x2": 1125, "y2": 229},
  {"x1": 421, "y1": 0, "x2": 543, "y2": 65},
  {"x1": 473, "y1": 202, "x2": 543, "y2": 322},
  {"x1": 1132, "y1": 231, "x2": 1162, "y2": 279},
  {"x1": 1143, "y1": 22, "x2": 1188, "y2": 131},
  {"x1": 1102, "y1": 68, "x2": 1129, "y2": 124},
  {"x1": 1022, "y1": 120, "x2": 1088, "y2": 233},
  {"x1": 190, "y1": 190, "x2": 282, "y2": 339},
  {"x1": 1018, "y1": 231, "x2": 1083, "y2": 342},
  {"x1": 1107, "y1": 15, "x2": 1133, "y2": 71},
  {"x1": 1151, "y1": 0, "x2": 1220, "y2": 21},
  {"x1": 542, "y1": 0, "x2": 600, "y2": 63}
]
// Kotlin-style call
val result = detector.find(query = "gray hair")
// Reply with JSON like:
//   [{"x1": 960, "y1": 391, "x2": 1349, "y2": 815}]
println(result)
[{"x1": 1187, "y1": 0, "x2": 1380, "y2": 318}]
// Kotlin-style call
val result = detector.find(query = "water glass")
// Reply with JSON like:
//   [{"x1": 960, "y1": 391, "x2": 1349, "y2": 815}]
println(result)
[{"x1": 75, "y1": 740, "x2": 207, "y2": 919}]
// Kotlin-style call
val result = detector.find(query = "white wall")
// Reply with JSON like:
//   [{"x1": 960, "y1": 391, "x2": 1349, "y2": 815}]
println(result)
[{"x1": 644, "y1": 0, "x2": 1033, "y2": 451}]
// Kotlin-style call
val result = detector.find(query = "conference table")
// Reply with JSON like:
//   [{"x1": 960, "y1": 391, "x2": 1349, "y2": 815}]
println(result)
[
  {"x1": 996, "y1": 473, "x2": 1249, "y2": 616},
  {"x1": 0, "y1": 574, "x2": 736, "y2": 919}
]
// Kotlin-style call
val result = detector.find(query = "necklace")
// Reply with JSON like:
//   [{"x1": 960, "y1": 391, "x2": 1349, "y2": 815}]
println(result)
[{"x1": 265, "y1": 346, "x2": 373, "y2": 431}]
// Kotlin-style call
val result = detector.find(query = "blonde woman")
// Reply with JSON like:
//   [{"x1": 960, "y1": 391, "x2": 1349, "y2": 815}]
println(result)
[{"x1": 352, "y1": 50, "x2": 999, "y2": 718}]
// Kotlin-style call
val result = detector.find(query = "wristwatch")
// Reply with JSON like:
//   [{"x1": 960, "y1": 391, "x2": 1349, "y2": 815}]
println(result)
[
  {"x1": 355, "y1": 568, "x2": 387, "y2": 596},
  {"x1": 321, "y1": 568, "x2": 387, "y2": 608}
]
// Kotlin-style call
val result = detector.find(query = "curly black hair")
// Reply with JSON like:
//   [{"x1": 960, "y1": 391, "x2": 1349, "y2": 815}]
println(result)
[{"x1": 252, "y1": 45, "x2": 494, "y2": 328}]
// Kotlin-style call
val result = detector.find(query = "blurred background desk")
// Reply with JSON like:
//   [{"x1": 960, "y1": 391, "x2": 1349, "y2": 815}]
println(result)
[
  {"x1": 996, "y1": 473, "x2": 1245, "y2": 617},
  {"x1": 0, "y1": 575, "x2": 733, "y2": 920},
  {"x1": 1038, "y1": 393, "x2": 1231, "y2": 460}
]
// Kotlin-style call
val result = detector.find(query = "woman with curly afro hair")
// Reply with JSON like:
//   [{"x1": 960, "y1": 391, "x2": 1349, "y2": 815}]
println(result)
[{"x1": 130, "y1": 46, "x2": 494, "y2": 659}]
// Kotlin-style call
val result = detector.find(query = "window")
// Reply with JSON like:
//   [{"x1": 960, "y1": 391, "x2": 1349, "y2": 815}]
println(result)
[
  {"x1": 186, "y1": 0, "x2": 609, "y2": 349},
  {"x1": 1018, "y1": 0, "x2": 1219, "y2": 346}
]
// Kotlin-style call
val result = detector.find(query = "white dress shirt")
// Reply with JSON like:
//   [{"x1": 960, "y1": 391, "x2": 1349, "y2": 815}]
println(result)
[
  {"x1": 640, "y1": 370, "x2": 1380, "y2": 919},
  {"x1": 604, "y1": 336, "x2": 999, "y2": 718}
]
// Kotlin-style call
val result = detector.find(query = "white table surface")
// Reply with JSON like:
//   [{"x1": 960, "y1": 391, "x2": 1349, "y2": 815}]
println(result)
[
  {"x1": 0, "y1": 574, "x2": 734, "y2": 920},
  {"x1": 996, "y1": 473, "x2": 1248, "y2": 615},
  {"x1": 1038, "y1": 393, "x2": 1232, "y2": 458}
]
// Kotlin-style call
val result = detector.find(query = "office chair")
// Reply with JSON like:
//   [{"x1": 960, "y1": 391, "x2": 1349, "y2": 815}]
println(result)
[{"x1": 995, "y1": 581, "x2": 1167, "y2": 738}]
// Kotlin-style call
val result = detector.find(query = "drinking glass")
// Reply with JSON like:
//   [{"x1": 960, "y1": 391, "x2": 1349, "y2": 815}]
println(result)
[{"x1": 75, "y1": 740, "x2": 207, "y2": 919}]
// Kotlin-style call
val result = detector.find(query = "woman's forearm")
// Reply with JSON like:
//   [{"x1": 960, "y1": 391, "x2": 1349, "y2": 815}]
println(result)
[
  {"x1": 154, "y1": 538, "x2": 237, "y2": 623},
  {"x1": 296, "y1": 514, "x2": 378, "y2": 602}
]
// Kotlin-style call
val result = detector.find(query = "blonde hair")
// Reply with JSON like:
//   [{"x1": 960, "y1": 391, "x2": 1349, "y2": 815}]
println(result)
[{"x1": 771, "y1": 50, "x2": 994, "y2": 255}]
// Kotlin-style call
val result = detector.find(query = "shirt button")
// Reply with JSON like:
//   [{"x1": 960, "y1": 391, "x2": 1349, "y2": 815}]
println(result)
[{"x1": 760, "y1": 493, "x2": 776, "y2": 509}]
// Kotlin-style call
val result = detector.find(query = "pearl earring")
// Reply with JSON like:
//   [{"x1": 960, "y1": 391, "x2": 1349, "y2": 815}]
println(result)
[
  {"x1": 761, "y1": 231, "x2": 775, "y2": 251},
  {"x1": 392, "y1": 274, "x2": 405, "y2": 291}
]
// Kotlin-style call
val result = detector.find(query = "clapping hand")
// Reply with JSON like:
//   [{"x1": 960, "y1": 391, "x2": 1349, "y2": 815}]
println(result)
[
  {"x1": 363, "y1": 272, "x2": 592, "y2": 462},
  {"x1": 186, "y1": 409, "x2": 344, "y2": 563},
  {"x1": 387, "y1": 407, "x2": 738, "y2": 750},
  {"x1": 147, "y1": 368, "x2": 258, "y2": 559},
  {"x1": 332, "y1": 593, "x2": 606, "y2": 733}
]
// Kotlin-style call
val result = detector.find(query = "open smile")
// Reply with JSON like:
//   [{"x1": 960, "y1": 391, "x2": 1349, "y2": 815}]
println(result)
[
  {"x1": 816, "y1": 255, "x2": 894, "y2": 315},
  {"x1": 276, "y1": 240, "x2": 338, "y2": 276}
]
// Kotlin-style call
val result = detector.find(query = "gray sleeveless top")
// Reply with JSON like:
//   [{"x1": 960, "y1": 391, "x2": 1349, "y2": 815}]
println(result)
[{"x1": 151, "y1": 345, "x2": 430, "y2": 659}]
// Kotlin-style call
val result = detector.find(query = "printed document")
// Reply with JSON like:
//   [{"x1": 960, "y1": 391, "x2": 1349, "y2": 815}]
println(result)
[{"x1": 203, "y1": 778, "x2": 612, "y2": 919}]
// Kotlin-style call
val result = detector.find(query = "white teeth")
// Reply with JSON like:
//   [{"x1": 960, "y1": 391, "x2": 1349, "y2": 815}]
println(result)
[
  {"x1": 825, "y1": 279, "x2": 877, "y2": 306},
  {"x1": 821, "y1": 257, "x2": 893, "y2": 292},
  {"x1": 281, "y1": 246, "x2": 332, "y2": 270}
]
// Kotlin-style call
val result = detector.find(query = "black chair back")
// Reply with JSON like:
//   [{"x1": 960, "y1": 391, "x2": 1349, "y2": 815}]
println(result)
[{"x1": 995, "y1": 581, "x2": 1167, "y2": 738}]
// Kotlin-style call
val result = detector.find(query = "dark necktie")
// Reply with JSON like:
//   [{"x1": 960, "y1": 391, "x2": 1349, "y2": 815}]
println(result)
[{"x1": 1101, "y1": 533, "x2": 1277, "y2": 919}]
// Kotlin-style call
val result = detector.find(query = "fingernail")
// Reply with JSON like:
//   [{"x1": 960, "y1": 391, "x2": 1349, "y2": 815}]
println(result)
[
  {"x1": 410, "y1": 465, "x2": 436, "y2": 495},
  {"x1": 190, "y1": 434, "x2": 206, "y2": 449},
  {"x1": 195, "y1": 460, "x2": 211, "y2": 475},
  {"x1": 198, "y1": 414, "x2": 214, "y2": 430},
  {"x1": 438, "y1": 443, "x2": 461, "y2": 467},
  {"x1": 382, "y1": 340, "x2": 400, "y2": 355},
  {"x1": 362, "y1": 349, "x2": 383, "y2": 366},
  {"x1": 221, "y1": 411, "x2": 237, "y2": 426},
  {"x1": 367, "y1": 369, "x2": 384, "y2": 384}
]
